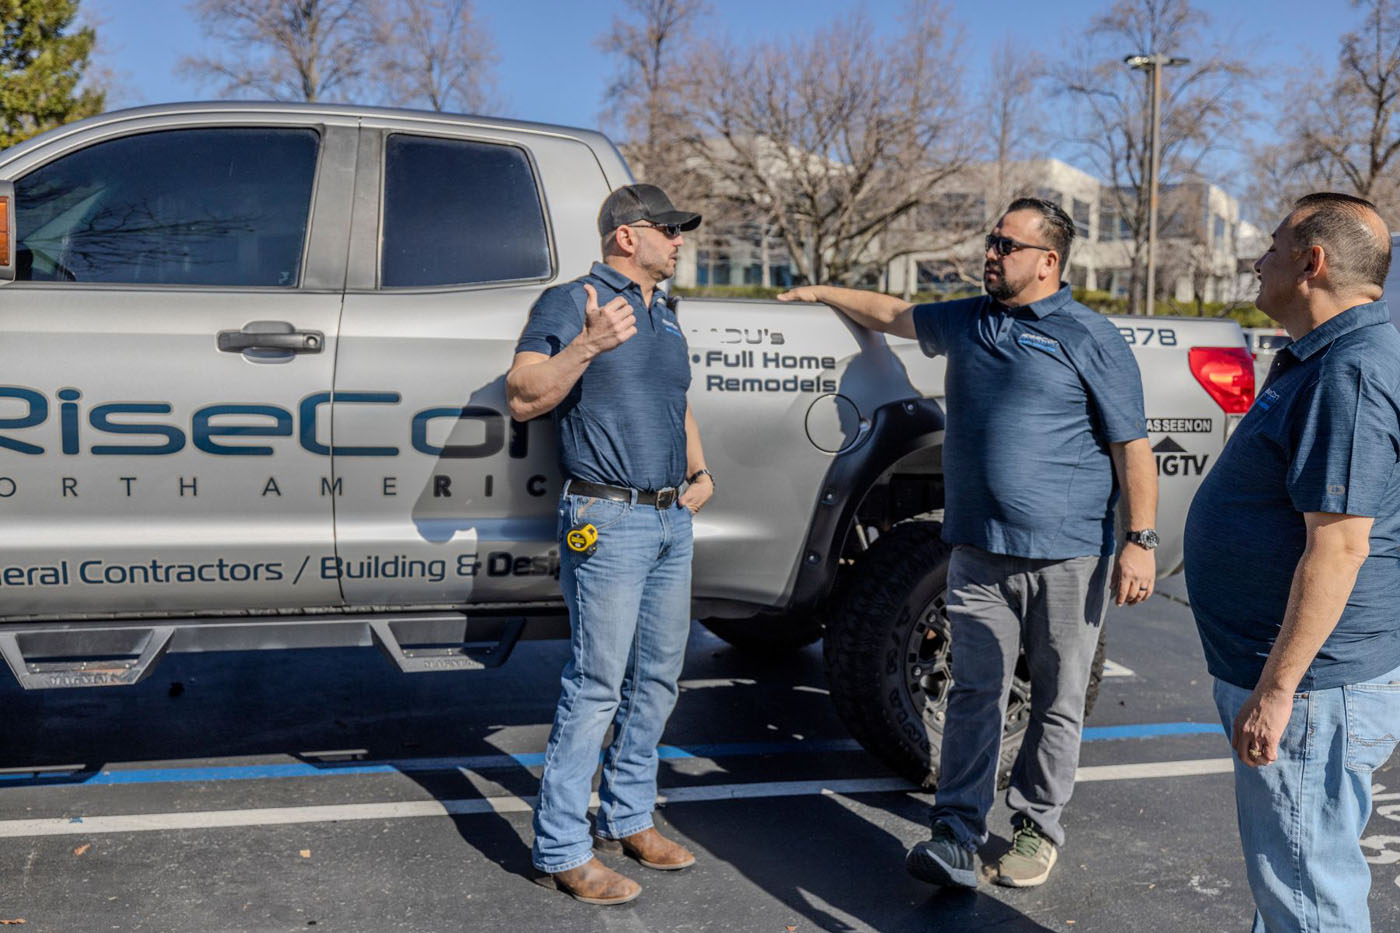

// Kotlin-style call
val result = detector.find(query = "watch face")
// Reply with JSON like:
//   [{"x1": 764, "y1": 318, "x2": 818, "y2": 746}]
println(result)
[{"x1": 1131, "y1": 529, "x2": 1159, "y2": 549}]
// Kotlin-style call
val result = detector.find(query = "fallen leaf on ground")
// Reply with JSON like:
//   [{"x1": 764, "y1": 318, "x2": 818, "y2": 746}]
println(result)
[
  {"x1": 73, "y1": 844, "x2": 90, "y2": 856},
  {"x1": 0, "y1": 920, "x2": 26, "y2": 925},
  {"x1": 300, "y1": 850, "x2": 311, "y2": 858}
]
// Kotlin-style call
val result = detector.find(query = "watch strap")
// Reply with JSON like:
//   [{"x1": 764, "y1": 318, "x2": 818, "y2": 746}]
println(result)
[{"x1": 687, "y1": 468, "x2": 714, "y2": 487}]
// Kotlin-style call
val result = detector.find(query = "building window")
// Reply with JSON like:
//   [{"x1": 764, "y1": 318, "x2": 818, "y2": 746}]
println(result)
[
  {"x1": 1072, "y1": 198, "x2": 1091, "y2": 238},
  {"x1": 696, "y1": 250, "x2": 731, "y2": 286},
  {"x1": 920, "y1": 193, "x2": 986, "y2": 231}
]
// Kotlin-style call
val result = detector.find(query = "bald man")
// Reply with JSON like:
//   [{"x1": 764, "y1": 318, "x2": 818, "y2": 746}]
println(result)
[{"x1": 1184, "y1": 192, "x2": 1400, "y2": 933}]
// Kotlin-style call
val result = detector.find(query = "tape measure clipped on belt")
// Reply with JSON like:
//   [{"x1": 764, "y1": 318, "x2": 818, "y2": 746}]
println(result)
[{"x1": 566, "y1": 523, "x2": 599, "y2": 556}]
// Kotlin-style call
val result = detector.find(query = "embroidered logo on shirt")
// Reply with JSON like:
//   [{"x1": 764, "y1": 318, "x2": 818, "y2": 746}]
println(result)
[
  {"x1": 661, "y1": 318, "x2": 684, "y2": 338},
  {"x1": 1327, "y1": 483, "x2": 1347, "y2": 496},
  {"x1": 1016, "y1": 332, "x2": 1060, "y2": 353},
  {"x1": 1256, "y1": 388, "x2": 1282, "y2": 411}
]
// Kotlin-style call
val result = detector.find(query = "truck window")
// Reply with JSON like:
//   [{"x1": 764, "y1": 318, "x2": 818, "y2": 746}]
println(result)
[
  {"x1": 380, "y1": 134, "x2": 551, "y2": 288},
  {"x1": 14, "y1": 127, "x2": 319, "y2": 287}
]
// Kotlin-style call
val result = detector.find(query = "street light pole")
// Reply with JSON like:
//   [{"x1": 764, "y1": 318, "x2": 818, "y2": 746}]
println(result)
[{"x1": 1124, "y1": 53, "x2": 1189, "y2": 316}]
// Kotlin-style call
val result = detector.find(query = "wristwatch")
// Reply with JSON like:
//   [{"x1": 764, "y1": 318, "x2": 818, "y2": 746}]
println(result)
[
  {"x1": 687, "y1": 468, "x2": 715, "y2": 488},
  {"x1": 1125, "y1": 528, "x2": 1159, "y2": 550}
]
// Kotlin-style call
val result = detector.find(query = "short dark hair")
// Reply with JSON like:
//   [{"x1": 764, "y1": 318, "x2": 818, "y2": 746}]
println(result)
[
  {"x1": 1290, "y1": 192, "x2": 1391, "y2": 290},
  {"x1": 1005, "y1": 197, "x2": 1075, "y2": 270}
]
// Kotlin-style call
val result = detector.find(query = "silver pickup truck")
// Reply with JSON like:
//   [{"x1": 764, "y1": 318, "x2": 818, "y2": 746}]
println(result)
[{"x1": 0, "y1": 102, "x2": 1251, "y2": 785}]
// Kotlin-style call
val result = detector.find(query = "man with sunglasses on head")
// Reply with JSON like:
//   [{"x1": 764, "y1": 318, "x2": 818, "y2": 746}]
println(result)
[
  {"x1": 780, "y1": 197, "x2": 1157, "y2": 888},
  {"x1": 507, "y1": 183, "x2": 713, "y2": 906}
]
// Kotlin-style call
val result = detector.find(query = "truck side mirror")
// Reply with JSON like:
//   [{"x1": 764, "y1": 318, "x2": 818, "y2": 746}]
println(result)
[{"x1": 0, "y1": 181, "x2": 13, "y2": 284}]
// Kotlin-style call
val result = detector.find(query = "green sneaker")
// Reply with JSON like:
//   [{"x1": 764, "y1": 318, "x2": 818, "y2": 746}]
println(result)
[{"x1": 990, "y1": 817, "x2": 1058, "y2": 888}]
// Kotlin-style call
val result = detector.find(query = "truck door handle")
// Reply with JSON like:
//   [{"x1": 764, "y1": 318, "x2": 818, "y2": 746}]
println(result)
[{"x1": 217, "y1": 322, "x2": 325, "y2": 355}]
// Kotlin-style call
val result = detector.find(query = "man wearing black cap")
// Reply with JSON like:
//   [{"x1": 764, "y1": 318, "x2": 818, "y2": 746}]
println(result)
[{"x1": 507, "y1": 184, "x2": 712, "y2": 905}]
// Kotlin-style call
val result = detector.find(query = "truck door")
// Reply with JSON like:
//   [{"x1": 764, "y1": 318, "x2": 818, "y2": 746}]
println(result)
[
  {"x1": 0, "y1": 118, "x2": 354, "y2": 614},
  {"x1": 331, "y1": 122, "x2": 612, "y2": 606}
]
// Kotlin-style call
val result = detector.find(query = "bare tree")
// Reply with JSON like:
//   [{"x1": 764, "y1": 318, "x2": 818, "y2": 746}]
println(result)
[
  {"x1": 1256, "y1": 0, "x2": 1400, "y2": 221},
  {"x1": 596, "y1": 0, "x2": 708, "y2": 198},
  {"x1": 986, "y1": 41, "x2": 1048, "y2": 208},
  {"x1": 1057, "y1": 0, "x2": 1250, "y2": 313},
  {"x1": 678, "y1": 2, "x2": 972, "y2": 286},
  {"x1": 377, "y1": 0, "x2": 497, "y2": 113},
  {"x1": 181, "y1": 0, "x2": 378, "y2": 102}
]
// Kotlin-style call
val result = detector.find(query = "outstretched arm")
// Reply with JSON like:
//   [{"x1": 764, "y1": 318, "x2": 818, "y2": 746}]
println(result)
[{"x1": 778, "y1": 285, "x2": 918, "y2": 339}]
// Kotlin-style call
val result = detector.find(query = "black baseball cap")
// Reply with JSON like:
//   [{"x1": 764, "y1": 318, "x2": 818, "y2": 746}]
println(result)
[{"x1": 597, "y1": 183, "x2": 702, "y2": 236}]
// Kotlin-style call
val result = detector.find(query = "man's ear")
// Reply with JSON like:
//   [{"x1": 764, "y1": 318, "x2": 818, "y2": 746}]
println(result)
[
  {"x1": 613, "y1": 224, "x2": 639, "y2": 257},
  {"x1": 1301, "y1": 244, "x2": 1326, "y2": 283}
]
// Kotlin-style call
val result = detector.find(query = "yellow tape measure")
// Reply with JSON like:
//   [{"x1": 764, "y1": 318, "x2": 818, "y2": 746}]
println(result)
[{"x1": 566, "y1": 523, "x2": 598, "y2": 556}]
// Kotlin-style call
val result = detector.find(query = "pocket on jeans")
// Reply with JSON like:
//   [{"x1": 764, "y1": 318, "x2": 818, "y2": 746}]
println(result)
[
  {"x1": 1344, "y1": 681, "x2": 1400, "y2": 772},
  {"x1": 568, "y1": 494, "x2": 631, "y2": 532}
]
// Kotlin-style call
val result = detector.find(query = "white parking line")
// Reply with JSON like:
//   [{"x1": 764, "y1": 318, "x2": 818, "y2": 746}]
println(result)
[
  {"x1": 1102, "y1": 658, "x2": 1136, "y2": 677},
  {"x1": 0, "y1": 757, "x2": 1233, "y2": 839}
]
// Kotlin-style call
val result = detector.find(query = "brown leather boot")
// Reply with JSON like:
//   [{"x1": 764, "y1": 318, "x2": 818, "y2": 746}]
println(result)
[
  {"x1": 595, "y1": 826, "x2": 697, "y2": 870},
  {"x1": 534, "y1": 857, "x2": 641, "y2": 905}
]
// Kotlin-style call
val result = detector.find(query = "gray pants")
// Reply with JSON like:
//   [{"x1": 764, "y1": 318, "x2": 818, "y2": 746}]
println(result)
[{"x1": 930, "y1": 545, "x2": 1110, "y2": 849}]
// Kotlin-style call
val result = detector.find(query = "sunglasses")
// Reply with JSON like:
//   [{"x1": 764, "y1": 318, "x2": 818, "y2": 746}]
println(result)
[
  {"x1": 985, "y1": 234, "x2": 1052, "y2": 257},
  {"x1": 629, "y1": 222, "x2": 685, "y2": 239}
]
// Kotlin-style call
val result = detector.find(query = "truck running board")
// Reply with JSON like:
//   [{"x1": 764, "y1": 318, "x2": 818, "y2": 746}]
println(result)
[
  {"x1": 0, "y1": 627, "x2": 175, "y2": 690},
  {"x1": 0, "y1": 612, "x2": 529, "y2": 689},
  {"x1": 368, "y1": 617, "x2": 525, "y2": 673}
]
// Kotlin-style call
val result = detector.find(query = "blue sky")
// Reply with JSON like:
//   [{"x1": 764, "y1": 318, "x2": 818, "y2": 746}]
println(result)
[{"x1": 84, "y1": 0, "x2": 1343, "y2": 188}]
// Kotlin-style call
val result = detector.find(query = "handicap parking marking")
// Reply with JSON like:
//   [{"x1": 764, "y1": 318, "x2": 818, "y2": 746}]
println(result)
[{"x1": 0, "y1": 758, "x2": 1235, "y2": 839}]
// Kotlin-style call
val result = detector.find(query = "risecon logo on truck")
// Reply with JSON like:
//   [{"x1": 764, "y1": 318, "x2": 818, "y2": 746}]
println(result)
[{"x1": 0, "y1": 387, "x2": 528, "y2": 458}]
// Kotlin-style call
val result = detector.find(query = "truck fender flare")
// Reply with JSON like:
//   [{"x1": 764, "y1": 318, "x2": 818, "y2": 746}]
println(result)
[{"x1": 785, "y1": 396, "x2": 945, "y2": 611}]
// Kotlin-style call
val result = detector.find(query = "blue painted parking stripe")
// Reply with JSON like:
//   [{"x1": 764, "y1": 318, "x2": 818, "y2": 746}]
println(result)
[
  {"x1": 1083, "y1": 722, "x2": 1220, "y2": 740},
  {"x1": 0, "y1": 721, "x2": 1221, "y2": 788}
]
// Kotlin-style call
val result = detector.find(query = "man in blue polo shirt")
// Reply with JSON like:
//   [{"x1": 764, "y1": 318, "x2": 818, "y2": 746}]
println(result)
[
  {"x1": 506, "y1": 184, "x2": 714, "y2": 906},
  {"x1": 1184, "y1": 192, "x2": 1400, "y2": 932},
  {"x1": 780, "y1": 197, "x2": 1158, "y2": 888}
]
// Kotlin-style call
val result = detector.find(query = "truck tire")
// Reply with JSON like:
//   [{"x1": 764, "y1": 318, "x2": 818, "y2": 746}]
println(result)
[
  {"x1": 699, "y1": 613, "x2": 825, "y2": 654},
  {"x1": 825, "y1": 521, "x2": 1106, "y2": 790}
]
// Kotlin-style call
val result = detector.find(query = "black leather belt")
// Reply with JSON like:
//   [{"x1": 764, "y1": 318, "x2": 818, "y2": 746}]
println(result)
[{"x1": 567, "y1": 479, "x2": 679, "y2": 510}]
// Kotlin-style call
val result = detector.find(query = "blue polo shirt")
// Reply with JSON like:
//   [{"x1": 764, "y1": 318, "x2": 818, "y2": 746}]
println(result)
[
  {"x1": 913, "y1": 285, "x2": 1146, "y2": 559},
  {"x1": 1184, "y1": 300, "x2": 1400, "y2": 691},
  {"x1": 515, "y1": 262, "x2": 690, "y2": 491}
]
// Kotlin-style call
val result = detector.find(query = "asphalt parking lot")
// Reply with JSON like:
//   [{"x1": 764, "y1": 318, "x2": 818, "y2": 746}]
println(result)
[{"x1": 0, "y1": 575, "x2": 1396, "y2": 932}]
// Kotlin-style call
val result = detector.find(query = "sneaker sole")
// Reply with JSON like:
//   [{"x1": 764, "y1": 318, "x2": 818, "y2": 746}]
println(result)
[
  {"x1": 991, "y1": 844, "x2": 1058, "y2": 888},
  {"x1": 905, "y1": 844, "x2": 978, "y2": 888}
]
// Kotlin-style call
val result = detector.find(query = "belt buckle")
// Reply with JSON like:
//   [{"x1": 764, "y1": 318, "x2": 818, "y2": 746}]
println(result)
[{"x1": 655, "y1": 487, "x2": 677, "y2": 510}]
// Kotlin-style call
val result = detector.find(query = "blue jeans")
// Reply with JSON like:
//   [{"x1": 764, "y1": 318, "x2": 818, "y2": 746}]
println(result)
[
  {"x1": 1213, "y1": 665, "x2": 1400, "y2": 932},
  {"x1": 531, "y1": 488, "x2": 693, "y2": 873}
]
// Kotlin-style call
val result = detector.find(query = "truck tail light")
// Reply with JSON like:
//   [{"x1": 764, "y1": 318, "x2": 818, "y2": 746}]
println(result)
[
  {"x1": 1189, "y1": 346, "x2": 1255, "y2": 413},
  {"x1": 0, "y1": 195, "x2": 9, "y2": 269}
]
